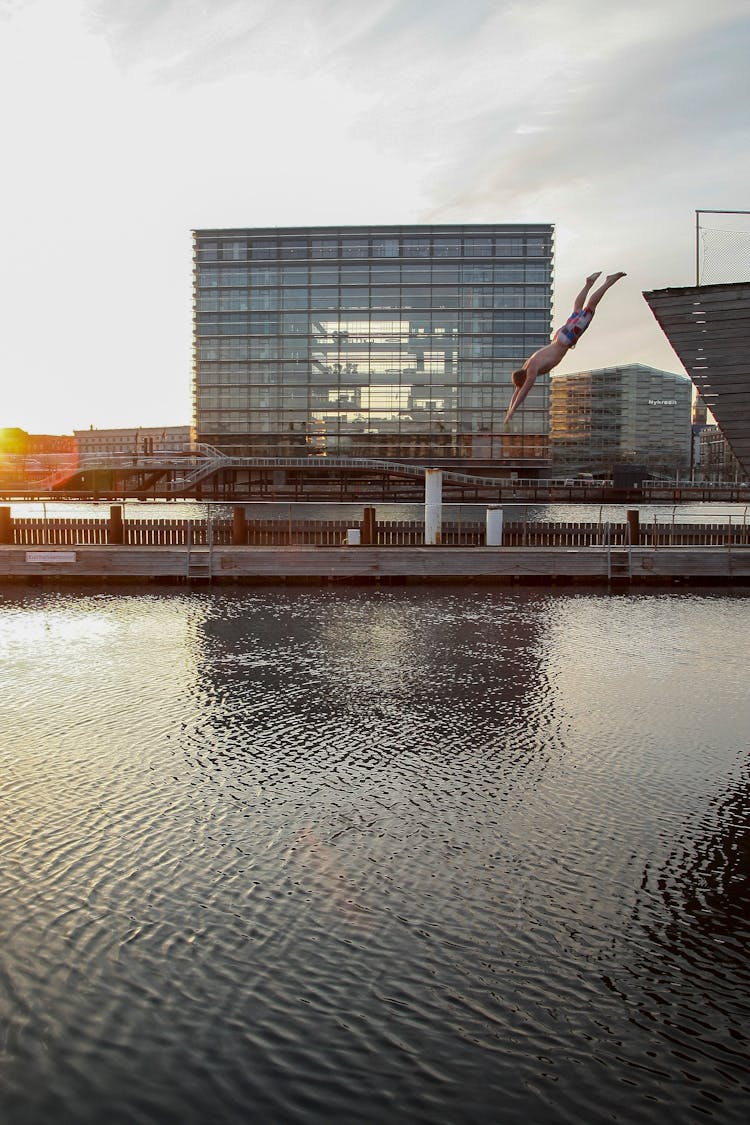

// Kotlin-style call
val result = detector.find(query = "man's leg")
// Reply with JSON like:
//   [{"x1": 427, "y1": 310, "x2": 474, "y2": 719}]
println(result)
[
  {"x1": 586, "y1": 272, "x2": 626, "y2": 312},
  {"x1": 572, "y1": 272, "x2": 602, "y2": 311}
]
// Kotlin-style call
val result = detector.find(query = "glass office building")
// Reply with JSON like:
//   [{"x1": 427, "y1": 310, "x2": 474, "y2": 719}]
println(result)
[
  {"x1": 550, "y1": 364, "x2": 693, "y2": 476},
  {"x1": 193, "y1": 224, "x2": 553, "y2": 469}
]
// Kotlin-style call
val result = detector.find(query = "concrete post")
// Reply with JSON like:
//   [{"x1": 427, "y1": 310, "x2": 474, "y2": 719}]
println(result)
[
  {"x1": 486, "y1": 505, "x2": 504, "y2": 547},
  {"x1": 108, "y1": 505, "x2": 124, "y2": 544},
  {"x1": 232, "y1": 505, "x2": 247, "y2": 545},
  {"x1": 0, "y1": 506, "x2": 12, "y2": 545},
  {"x1": 425, "y1": 469, "x2": 442, "y2": 545},
  {"x1": 626, "y1": 509, "x2": 640, "y2": 546}
]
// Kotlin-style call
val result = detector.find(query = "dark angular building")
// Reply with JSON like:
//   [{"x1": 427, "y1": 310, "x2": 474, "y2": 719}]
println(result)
[
  {"x1": 192, "y1": 224, "x2": 554, "y2": 472},
  {"x1": 644, "y1": 282, "x2": 750, "y2": 479}
]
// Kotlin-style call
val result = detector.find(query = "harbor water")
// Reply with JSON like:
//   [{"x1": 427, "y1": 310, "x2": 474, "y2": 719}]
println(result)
[{"x1": 1, "y1": 584, "x2": 749, "y2": 1123}]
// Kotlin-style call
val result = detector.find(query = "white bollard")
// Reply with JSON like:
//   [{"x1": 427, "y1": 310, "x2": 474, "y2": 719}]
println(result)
[
  {"x1": 425, "y1": 469, "x2": 443, "y2": 545},
  {"x1": 486, "y1": 505, "x2": 504, "y2": 547}
]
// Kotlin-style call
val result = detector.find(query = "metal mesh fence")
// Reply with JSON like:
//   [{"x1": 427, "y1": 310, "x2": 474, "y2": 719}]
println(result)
[{"x1": 697, "y1": 211, "x2": 750, "y2": 284}]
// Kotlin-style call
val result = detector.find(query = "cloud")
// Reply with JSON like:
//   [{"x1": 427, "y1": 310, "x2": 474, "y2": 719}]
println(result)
[
  {"x1": 84, "y1": 0, "x2": 400, "y2": 86},
  {"x1": 84, "y1": 0, "x2": 290, "y2": 84},
  {"x1": 409, "y1": 0, "x2": 750, "y2": 309}
]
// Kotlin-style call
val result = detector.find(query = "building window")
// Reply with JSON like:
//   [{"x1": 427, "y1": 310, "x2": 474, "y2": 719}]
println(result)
[
  {"x1": 495, "y1": 237, "x2": 525, "y2": 256},
  {"x1": 370, "y1": 265, "x2": 400, "y2": 284},
  {"x1": 310, "y1": 266, "x2": 338, "y2": 285},
  {"x1": 280, "y1": 240, "x2": 308, "y2": 260},
  {"x1": 433, "y1": 238, "x2": 460, "y2": 258},
  {"x1": 222, "y1": 240, "x2": 246, "y2": 261},
  {"x1": 373, "y1": 238, "x2": 399, "y2": 257},
  {"x1": 280, "y1": 267, "x2": 308, "y2": 285},
  {"x1": 342, "y1": 239, "x2": 369, "y2": 259},
  {"x1": 310, "y1": 239, "x2": 338, "y2": 258},
  {"x1": 464, "y1": 238, "x2": 493, "y2": 257},
  {"x1": 250, "y1": 239, "x2": 276, "y2": 260},
  {"x1": 403, "y1": 239, "x2": 430, "y2": 258},
  {"x1": 402, "y1": 265, "x2": 431, "y2": 284},
  {"x1": 340, "y1": 265, "x2": 369, "y2": 285}
]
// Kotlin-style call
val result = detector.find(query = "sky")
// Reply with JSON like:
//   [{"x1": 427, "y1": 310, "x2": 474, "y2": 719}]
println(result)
[{"x1": 1, "y1": 0, "x2": 749, "y2": 434}]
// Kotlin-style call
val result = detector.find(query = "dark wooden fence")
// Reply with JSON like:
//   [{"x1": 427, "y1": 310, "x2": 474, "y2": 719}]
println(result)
[
  {"x1": 2, "y1": 511, "x2": 749, "y2": 548},
  {"x1": 11, "y1": 517, "x2": 110, "y2": 545}
]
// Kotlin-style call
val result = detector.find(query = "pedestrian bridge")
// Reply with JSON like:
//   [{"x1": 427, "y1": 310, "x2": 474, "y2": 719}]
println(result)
[
  {"x1": 49, "y1": 449, "x2": 519, "y2": 493},
  {"x1": 18, "y1": 443, "x2": 750, "y2": 504}
]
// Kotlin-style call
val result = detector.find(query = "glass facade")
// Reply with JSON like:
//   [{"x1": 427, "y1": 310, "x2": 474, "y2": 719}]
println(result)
[
  {"x1": 550, "y1": 364, "x2": 693, "y2": 476},
  {"x1": 193, "y1": 225, "x2": 553, "y2": 465}
]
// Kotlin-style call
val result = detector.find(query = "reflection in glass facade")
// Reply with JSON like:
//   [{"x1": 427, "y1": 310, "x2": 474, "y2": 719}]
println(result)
[{"x1": 193, "y1": 225, "x2": 553, "y2": 467}]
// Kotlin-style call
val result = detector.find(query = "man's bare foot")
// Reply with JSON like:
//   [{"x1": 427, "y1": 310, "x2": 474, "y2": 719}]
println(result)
[
  {"x1": 606, "y1": 272, "x2": 626, "y2": 283},
  {"x1": 586, "y1": 271, "x2": 602, "y2": 284}
]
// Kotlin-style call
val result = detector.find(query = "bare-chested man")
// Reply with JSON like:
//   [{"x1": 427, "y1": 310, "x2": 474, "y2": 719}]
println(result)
[{"x1": 504, "y1": 271, "x2": 626, "y2": 426}]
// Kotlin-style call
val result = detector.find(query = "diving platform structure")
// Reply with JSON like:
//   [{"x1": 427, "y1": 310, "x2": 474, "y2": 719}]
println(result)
[{"x1": 644, "y1": 282, "x2": 750, "y2": 479}]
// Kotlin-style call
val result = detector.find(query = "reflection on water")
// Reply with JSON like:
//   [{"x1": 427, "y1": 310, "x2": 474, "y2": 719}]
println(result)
[{"x1": 1, "y1": 586, "x2": 749, "y2": 1124}]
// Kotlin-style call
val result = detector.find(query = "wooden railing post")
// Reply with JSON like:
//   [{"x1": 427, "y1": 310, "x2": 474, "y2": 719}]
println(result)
[
  {"x1": 0, "y1": 506, "x2": 13, "y2": 544},
  {"x1": 362, "y1": 506, "x2": 376, "y2": 546},
  {"x1": 626, "y1": 509, "x2": 640, "y2": 546},
  {"x1": 108, "y1": 505, "x2": 124, "y2": 544},
  {"x1": 233, "y1": 505, "x2": 247, "y2": 545}
]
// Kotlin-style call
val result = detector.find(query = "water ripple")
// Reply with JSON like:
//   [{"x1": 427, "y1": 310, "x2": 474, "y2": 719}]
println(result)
[{"x1": 1, "y1": 585, "x2": 749, "y2": 1122}]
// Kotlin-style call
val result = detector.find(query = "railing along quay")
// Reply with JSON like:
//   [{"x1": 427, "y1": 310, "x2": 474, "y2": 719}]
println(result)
[{"x1": 2, "y1": 510, "x2": 750, "y2": 549}]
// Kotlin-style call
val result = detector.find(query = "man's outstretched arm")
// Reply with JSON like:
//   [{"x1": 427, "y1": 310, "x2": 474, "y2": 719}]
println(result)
[{"x1": 504, "y1": 367, "x2": 538, "y2": 426}]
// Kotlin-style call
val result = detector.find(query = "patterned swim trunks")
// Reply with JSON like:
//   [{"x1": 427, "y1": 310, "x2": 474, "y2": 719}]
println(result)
[{"x1": 555, "y1": 307, "x2": 594, "y2": 348}]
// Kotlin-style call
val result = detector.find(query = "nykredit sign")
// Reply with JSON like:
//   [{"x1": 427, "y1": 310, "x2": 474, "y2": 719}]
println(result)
[{"x1": 648, "y1": 398, "x2": 678, "y2": 406}]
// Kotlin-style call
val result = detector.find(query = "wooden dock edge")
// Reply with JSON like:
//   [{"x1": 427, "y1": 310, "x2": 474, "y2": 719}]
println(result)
[{"x1": 1, "y1": 545, "x2": 749, "y2": 584}]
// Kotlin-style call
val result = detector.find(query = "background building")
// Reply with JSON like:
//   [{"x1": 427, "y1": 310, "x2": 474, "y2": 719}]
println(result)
[
  {"x1": 549, "y1": 363, "x2": 692, "y2": 477},
  {"x1": 193, "y1": 224, "x2": 554, "y2": 473},
  {"x1": 0, "y1": 428, "x2": 76, "y2": 490},
  {"x1": 697, "y1": 425, "x2": 746, "y2": 481},
  {"x1": 75, "y1": 425, "x2": 193, "y2": 460}
]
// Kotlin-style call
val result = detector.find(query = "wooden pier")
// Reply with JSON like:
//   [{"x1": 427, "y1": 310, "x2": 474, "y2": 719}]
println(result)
[
  {"x1": 1, "y1": 507, "x2": 748, "y2": 584},
  {"x1": 1, "y1": 544, "x2": 748, "y2": 584}
]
